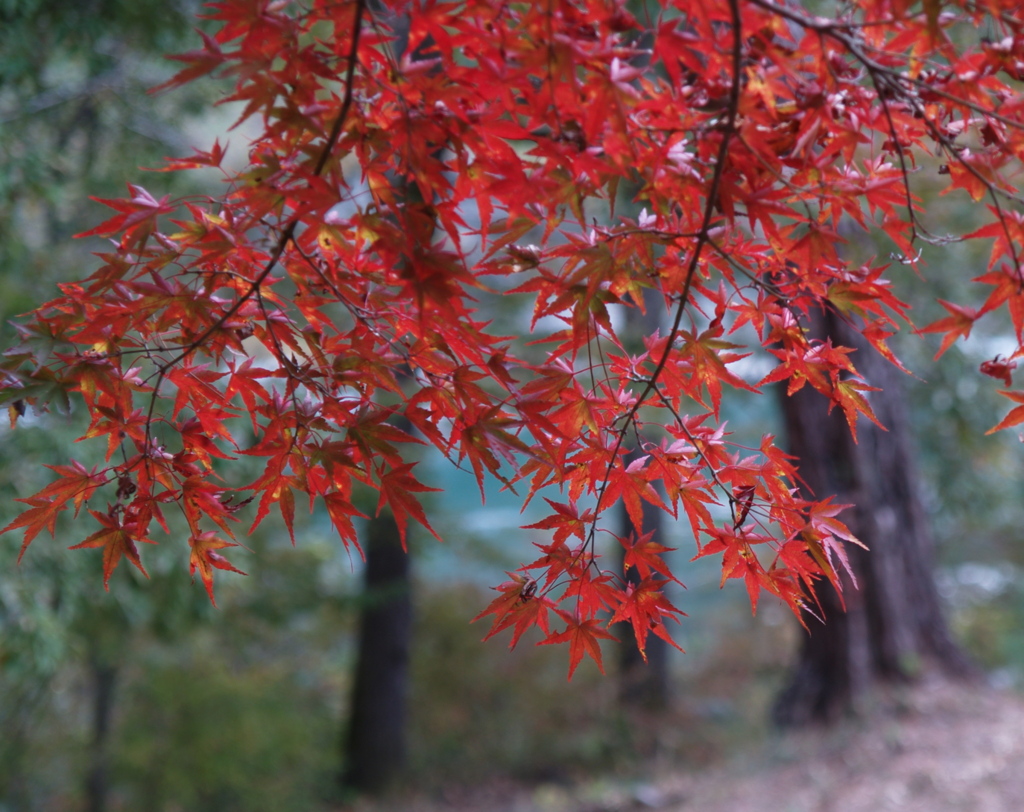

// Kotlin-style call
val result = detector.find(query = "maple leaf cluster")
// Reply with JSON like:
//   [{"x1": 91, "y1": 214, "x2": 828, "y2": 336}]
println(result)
[{"x1": 4, "y1": 0, "x2": 1024, "y2": 676}]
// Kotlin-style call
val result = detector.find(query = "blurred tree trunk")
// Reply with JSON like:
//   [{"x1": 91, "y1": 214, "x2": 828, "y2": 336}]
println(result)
[
  {"x1": 341, "y1": 508, "x2": 412, "y2": 792},
  {"x1": 84, "y1": 650, "x2": 118, "y2": 812},
  {"x1": 617, "y1": 290, "x2": 670, "y2": 708},
  {"x1": 773, "y1": 309, "x2": 975, "y2": 726},
  {"x1": 0, "y1": 682, "x2": 48, "y2": 809},
  {"x1": 339, "y1": 7, "x2": 425, "y2": 793},
  {"x1": 617, "y1": 494, "x2": 670, "y2": 708}
]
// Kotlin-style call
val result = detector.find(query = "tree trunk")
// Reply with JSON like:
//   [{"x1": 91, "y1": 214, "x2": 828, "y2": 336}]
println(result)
[
  {"x1": 0, "y1": 681, "x2": 49, "y2": 810},
  {"x1": 84, "y1": 654, "x2": 118, "y2": 812},
  {"x1": 338, "y1": 8, "x2": 424, "y2": 792},
  {"x1": 773, "y1": 309, "x2": 975, "y2": 726},
  {"x1": 616, "y1": 289, "x2": 671, "y2": 708},
  {"x1": 340, "y1": 508, "x2": 412, "y2": 792},
  {"x1": 617, "y1": 491, "x2": 670, "y2": 709}
]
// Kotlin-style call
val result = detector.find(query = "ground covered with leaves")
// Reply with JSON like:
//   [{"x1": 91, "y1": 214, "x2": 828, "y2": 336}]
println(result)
[{"x1": 353, "y1": 679, "x2": 1024, "y2": 812}]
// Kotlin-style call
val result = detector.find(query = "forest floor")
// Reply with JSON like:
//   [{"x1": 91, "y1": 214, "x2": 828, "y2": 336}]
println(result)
[{"x1": 353, "y1": 677, "x2": 1024, "y2": 812}]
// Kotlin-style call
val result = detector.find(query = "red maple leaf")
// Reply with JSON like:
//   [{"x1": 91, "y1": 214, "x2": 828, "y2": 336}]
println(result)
[
  {"x1": 988, "y1": 390, "x2": 1024, "y2": 435},
  {"x1": 473, "y1": 572, "x2": 555, "y2": 650},
  {"x1": 188, "y1": 531, "x2": 246, "y2": 606},
  {"x1": 5, "y1": 0, "x2": 1024, "y2": 672},
  {"x1": 919, "y1": 300, "x2": 979, "y2": 359},
  {"x1": 540, "y1": 613, "x2": 619, "y2": 680},
  {"x1": 70, "y1": 511, "x2": 156, "y2": 589},
  {"x1": 608, "y1": 578, "x2": 684, "y2": 660},
  {"x1": 620, "y1": 529, "x2": 681, "y2": 583}
]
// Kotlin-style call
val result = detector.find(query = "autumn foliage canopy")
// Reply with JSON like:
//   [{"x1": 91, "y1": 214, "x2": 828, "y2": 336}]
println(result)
[{"x1": 5, "y1": 0, "x2": 1024, "y2": 677}]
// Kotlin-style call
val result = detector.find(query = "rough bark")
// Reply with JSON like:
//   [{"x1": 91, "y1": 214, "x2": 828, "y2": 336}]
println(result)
[
  {"x1": 773, "y1": 309, "x2": 975, "y2": 726},
  {"x1": 340, "y1": 508, "x2": 412, "y2": 793}
]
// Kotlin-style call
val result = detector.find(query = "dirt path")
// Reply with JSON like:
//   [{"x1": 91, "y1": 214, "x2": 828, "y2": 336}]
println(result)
[
  {"x1": 650, "y1": 679, "x2": 1024, "y2": 812},
  {"x1": 355, "y1": 679, "x2": 1024, "y2": 812}
]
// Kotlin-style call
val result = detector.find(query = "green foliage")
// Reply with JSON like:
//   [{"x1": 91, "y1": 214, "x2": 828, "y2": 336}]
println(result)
[
  {"x1": 0, "y1": 514, "x2": 354, "y2": 809},
  {"x1": 0, "y1": 3, "x2": 233, "y2": 806},
  {"x1": 0, "y1": 0, "x2": 215, "y2": 341},
  {"x1": 409, "y1": 584, "x2": 618, "y2": 784},
  {"x1": 404, "y1": 577, "x2": 799, "y2": 786},
  {"x1": 0, "y1": 0, "x2": 193, "y2": 81},
  {"x1": 113, "y1": 642, "x2": 337, "y2": 812}
]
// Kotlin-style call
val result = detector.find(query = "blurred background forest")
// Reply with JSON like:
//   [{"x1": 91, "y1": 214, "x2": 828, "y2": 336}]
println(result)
[{"x1": 3, "y1": 2, "x2": 1024, "y2": 811}]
